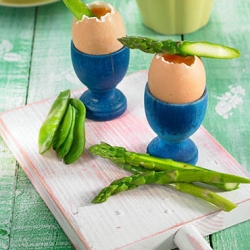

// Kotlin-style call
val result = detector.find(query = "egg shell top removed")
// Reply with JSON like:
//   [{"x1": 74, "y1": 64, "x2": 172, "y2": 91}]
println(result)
[
  {"x1": 72, "y1": 1, "x2": 126, "y2": 55},
  {"x1": 148, "y1": 54, "x2": 206, "y2": 104}
]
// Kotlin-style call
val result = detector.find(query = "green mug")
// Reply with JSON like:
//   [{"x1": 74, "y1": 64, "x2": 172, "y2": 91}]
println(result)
[{"x1": 136, "y1": 0, "x2": 214, "y2": 35}]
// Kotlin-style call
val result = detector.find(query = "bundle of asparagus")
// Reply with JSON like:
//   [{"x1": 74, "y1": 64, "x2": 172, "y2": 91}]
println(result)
[{"x1": 89, "y1": 142, "x2": 250, "y2": 212}]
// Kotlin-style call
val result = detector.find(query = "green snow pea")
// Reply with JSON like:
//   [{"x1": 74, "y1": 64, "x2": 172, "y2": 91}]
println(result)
[
  {"x1": 38, "y1": 89, "x2": 70, "y2": 154},
  {"x1": 63, "y1": 0, "x2": 95, "y2": 21},
  {"x1": 64, "y1": 98, "x2": 86, "y2": 164},
  {"x1": 53, "y1": 103, "x2": 73, "y2": 150},
  {"x1": 57, "y1": 104, "x2": 76, "y2": 159}
]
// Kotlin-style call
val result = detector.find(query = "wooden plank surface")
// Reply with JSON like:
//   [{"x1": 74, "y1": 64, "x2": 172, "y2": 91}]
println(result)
[
  {"x1": 0, "y1": 0, "x2": 249, "y2": 249},
  {"x1": 0, "y1": 6, "x2": 36, "y2": 250},
  {"x1": 1, "y1": 71, "x2": 250, "y2": 249}
]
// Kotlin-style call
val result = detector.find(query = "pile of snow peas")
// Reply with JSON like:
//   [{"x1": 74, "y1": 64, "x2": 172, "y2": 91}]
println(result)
[{"x1": 38, "y1": 89, "x2": 86, "y2": 164}]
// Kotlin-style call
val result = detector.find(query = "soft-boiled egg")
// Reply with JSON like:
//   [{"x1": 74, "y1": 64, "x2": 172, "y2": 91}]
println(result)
[
  {"x1": 148, "y1": 53, "x2": 206, "y2": 104},
  {"x1": 72, "y1": 1, "x2": 126, "y2": 55}
]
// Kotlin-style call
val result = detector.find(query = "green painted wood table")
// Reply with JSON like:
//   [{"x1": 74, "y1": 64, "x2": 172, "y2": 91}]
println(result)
[{"x1": 0, "y1": 0, "x2": 250, "y2": 249}]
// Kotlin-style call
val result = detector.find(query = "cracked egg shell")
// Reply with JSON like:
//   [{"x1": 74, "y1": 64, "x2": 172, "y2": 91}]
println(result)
[
  {"x1": 72, "y1": 1, "x2": 126, "y2": 55},
  {"x1": 148, "y1": 54, "x2": 206, "y2": 104}
]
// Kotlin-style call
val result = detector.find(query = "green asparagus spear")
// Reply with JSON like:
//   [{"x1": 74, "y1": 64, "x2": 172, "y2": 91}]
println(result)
[
  {"x1": 169, "y1": 183, "x2": 237, "y2": 212},
  {"x1": 116, "y1": 162, "x2": 148, "y2": 174},
  {"x1": 92, "y1": 171, "x2": 237, "y2": 211},
  {"x1": 90, "y1": 144, "x2": 241, "y2": 210},
  {"x1": 89, "y1": 142, "x2": 205, "y2": 171},
  {"x1": 63, "y1": 0, "x2": 95, "y2": 21},
  {"x1": 92, "y1": 176, "x2": 138, "y2": 203},
  {"x1": 89, "y1": 142, "x2": 250, "y2": 184},
  {"x1": 116, "y1": 162, "x2": 239, "y2": 191},
  {"x1": 117, "y1": 36, "x2": 240, "y2": 59},
  {"x1": 101, "y1": 168, "x2": 250, "y2": 187},
  {"x1": 118, "y1": 163, "x2": 248, "y2": 186},
  {"x1": 114, "y1": 163, "x2": 239, "y2": 209},
  {"x1": 91, "y1": 149, "x2": 239, "y2": 211},
  {"x1": 208, "y1": 182, "x2": 239, "y2": 191}
]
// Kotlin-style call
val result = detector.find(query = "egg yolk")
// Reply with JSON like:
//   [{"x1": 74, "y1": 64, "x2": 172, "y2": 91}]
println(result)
[
  {"x1": 162, "y1": 54, "x2": 195, "y2": 66},
  {"x1": 91, "y1": 6, "x2": 111, "y2": 19}
]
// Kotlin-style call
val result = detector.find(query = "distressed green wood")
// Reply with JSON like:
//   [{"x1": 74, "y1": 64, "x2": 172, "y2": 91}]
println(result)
[
  {"x1": 0, "y1": 137, "x2": 17, "y2": 250},
  {"x1": 27, "y1": 2, "x2": 76, "y2": 103},
  {"x1": 1, "y1": 0, "x2": 249, "y2": 249},
  {"x1": 0, "y1": 6, "x2": 35, "y2": 250},
  {"x1": 0, "y1": 6, "x2": 35, "y2": 111},
  {"x1": 9, "y1": 164, "x2": 74, "y2": 249},
  {"x1": 185, "y1": 0, "x2": 250, "y2": 249}
]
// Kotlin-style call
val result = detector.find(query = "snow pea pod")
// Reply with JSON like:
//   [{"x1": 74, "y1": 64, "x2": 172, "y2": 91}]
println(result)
[
  {"x1": 63, "y1": 0, "x2": 95, "y2": 21},
  {"x1": 53, "y1": 103, "x2": 73, "y2": 150},
  {"x1": 57, "y1": 104, "x2": 76, "y2": 159},
  {"x1": 38, "y1": 89, "x2": 70, "y2": 154},
  {"x1": 64, "y1": 98, "x2": 86, "y2": 164}
]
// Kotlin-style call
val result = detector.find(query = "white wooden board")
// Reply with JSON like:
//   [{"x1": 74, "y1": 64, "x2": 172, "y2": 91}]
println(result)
[{"x1": 0, "y1": 71, "x2": 250, "y2": 250}]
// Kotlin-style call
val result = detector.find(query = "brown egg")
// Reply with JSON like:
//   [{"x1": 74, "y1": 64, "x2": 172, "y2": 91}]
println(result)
[
  {"x1": 72, "y1": 1, "x2": 126, "y2": 55},
  {"x1": 148, "y1": 54, "x2": 206, "y2": 104}
]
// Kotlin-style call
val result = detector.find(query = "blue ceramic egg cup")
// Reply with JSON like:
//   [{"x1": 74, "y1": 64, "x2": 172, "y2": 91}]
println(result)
[
  {"x1": 144, "y1": 83, "x2": 208, "y2": 165},
  {"x1": 71, "y1": 41, "x2": 130, "y2": 121}
]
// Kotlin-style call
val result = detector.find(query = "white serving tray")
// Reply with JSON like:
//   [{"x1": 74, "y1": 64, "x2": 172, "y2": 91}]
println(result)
[{"x1": 1, "y1": 71, "x2": 250, "y2": 250}]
